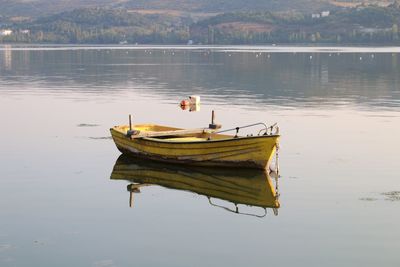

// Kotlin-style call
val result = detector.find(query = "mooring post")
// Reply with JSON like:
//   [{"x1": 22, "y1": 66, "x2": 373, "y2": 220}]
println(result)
[{"x1": 209, "y1": 110, "x2": 221, "y2": 129}]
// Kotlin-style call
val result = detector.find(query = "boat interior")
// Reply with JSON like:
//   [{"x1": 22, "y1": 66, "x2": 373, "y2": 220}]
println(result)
[{"x1": 113, "y1": 124, "x2": 234, "y2": 141}]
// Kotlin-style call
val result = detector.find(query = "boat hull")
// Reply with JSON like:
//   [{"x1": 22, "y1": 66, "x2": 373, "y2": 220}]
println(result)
[{"x1": 110, "y1": 126, "x2": 279, "y2": 169}]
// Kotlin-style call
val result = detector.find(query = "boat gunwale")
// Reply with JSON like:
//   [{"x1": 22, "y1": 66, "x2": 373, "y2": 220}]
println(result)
[{"x1": 110, "y1": 127, "x2": 279, "y2": 145}]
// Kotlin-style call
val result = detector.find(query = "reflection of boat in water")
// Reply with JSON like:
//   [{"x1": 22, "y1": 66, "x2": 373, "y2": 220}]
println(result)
[{"x1": 110, "y1": 155, "x2": 280, "y2": 217}]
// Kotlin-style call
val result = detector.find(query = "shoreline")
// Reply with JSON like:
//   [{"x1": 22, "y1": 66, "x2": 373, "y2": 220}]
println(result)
[{"x1": 1, "y1": 44, "x2": 400, "y2": 53}]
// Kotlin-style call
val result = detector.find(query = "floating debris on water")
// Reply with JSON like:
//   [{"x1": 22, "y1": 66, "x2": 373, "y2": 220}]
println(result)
[
  {"x1": 360, "y1": 191, "x2": 400, "y2": 202},
  {"x1": 33, "y1": 240, "x2": 46, "y2": 245},
  {"x1": 88, "y1": 136, "x2": 112, "y2": 140},
  {"x1": 381, "y1": 191, "x2": 400, "y2": 201},
  {"x1": 77, "y1": 123, "x2": 99, "y2": 127},
  {"x1": 359, "y1": 197, "x2": 378, "y2": 202}
]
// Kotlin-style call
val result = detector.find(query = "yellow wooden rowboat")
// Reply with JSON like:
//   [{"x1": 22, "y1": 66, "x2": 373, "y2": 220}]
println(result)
[
  {"x1": 110, "y1": 121, "x2": 279, "y2": 169},
  {"x1": 111, "y1": 155, "x2": 280, "y2": 217}
]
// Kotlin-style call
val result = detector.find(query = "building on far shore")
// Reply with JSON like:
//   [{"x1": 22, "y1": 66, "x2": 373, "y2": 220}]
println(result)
[
  {"x1": 321, "y1": 11, "x2": 330, "y2": 17},
  {"x1": 312, "y1": 11, "x2": 330, "y2": 19},
  {"x1": 0, "y1": 29, "x2": 13, "y2": 36}
]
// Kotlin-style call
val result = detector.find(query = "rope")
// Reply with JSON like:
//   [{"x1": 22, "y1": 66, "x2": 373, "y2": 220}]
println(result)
[{"x1": 214, "y1": 122, "x2": 269, "y2": 135}]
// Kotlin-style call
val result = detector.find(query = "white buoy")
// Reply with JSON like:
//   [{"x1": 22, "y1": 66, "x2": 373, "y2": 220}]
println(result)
[{"x1": 189, "y1": 95, "x2": 201, "y2": 105}]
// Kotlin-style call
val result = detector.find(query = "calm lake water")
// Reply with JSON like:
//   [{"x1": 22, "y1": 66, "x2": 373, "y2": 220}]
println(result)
[{"x1": 0, "y1": 45, "x2": 399, "y2": 267}]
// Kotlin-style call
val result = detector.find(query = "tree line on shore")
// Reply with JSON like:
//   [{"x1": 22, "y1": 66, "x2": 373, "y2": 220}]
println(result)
[{"x1": 1, "y1": 5, "x2": 400, "y2": 44}]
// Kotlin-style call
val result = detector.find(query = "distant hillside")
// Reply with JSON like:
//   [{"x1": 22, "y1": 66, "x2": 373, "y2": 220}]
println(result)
[
  {"x1": 0, "y1": 0, "x2": 116, "y2": 17},
  {"x1": 118, "y1": 0, "x2": 332, "y2": 13},
  {"x1": 1, "y1": 5, "x2": 400, "y2": 44},
  {"x1": 1, "y1": 8, "x2": 190, "y2": 43},
  {"x1": 190, "y1": 5, "x2": 400, "y2": 44},
  {"x1": 1, "y1": 0, "x2": 396, "y2": 18}
]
